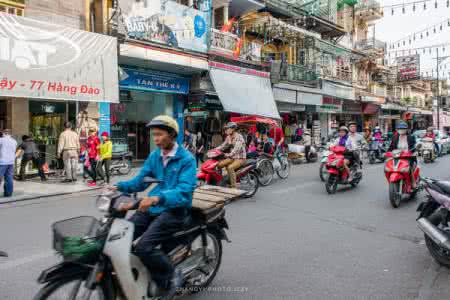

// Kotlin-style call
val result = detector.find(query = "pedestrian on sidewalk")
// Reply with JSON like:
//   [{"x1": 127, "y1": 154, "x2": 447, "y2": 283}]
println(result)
[
  {"x1": 0, "y1": 129, "x2": 17, "y2": 197},
  {"x1": 16, "y1": 135, "x2": 46, "y2": 181},
  {"x1": 96, "y1": 132, "x2": 112, "y2": 184},
  {"x1": 57, "y1": 122, "x2": 80, "y2": 183},
  {"x1": 85, "y1": 128, "x2": 100, "y2": 187}
]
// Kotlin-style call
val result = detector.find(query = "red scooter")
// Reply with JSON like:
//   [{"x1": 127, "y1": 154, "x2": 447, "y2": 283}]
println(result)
[
  {"x1": 197, "y1": 149, "x2": 259, "y2": 198},
  {"x1": 324, "y1": 146, "x2": 362, "y2": 194},
  {"x1": 384, "y1": 150, "x2": 420, "y2": 208}
]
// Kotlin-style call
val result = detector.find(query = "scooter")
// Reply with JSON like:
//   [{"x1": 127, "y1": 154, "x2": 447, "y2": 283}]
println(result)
[
  {"x1": 110, "y1": 151, "x2": 133, "y2": 175},
  {"x1": 419, "y1": 137, "x2": 436, "y2": 163},
  {"x1": 197, "y1": 149, "x2": 259, "y2": 198},
  {"x1": 384, "y1": 150, "x2": 420, "y2": 208},
  {"x1": 34, "y1": 177, "x2": 229, "y2": 300},
  {"x1": 324, "y1": 146, "x2": 362, "y2": 194},
  {"x1": 417, "y1": 177, "x2": 450, "y2": 268},
  {"x1": 319, "y1": 143, "x2": 333, "y2": 182},
  {"x1": 368, "y1": 137, "x2": 386, "y2": 164}
]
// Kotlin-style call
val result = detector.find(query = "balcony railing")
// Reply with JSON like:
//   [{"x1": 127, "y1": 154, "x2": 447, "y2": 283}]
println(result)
[
  {"x1": 354, "y1": 39, "x2": 386, "y2": 52},
  {"x1": 321, "y1": 66, "x2": 352, "y2": 83},
  {"x1": 286, "y1": 64, "x2": 319, "y2": 82},
  {"x1": 355, "y1": 0, "x2": 383, "y2": 20},
  {"x1": 210, "y1": 29, "x2": 239, "y2": 56}
]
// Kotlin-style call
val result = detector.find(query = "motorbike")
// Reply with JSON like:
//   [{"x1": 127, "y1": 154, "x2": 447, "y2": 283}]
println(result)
[
  {"x1": 324, "y1": 146, "x2": 362, "y2": 194},
  {"x1": 419, "y1": 137, "x2": 436, "y2": 163},
  {"x1": 197, "y1": 149, "x2": 259, "y2": 198},
  {"x1": 368, "y1": 138, "x2": 386, "y2": 164},
  {"x1": 319, "y1": 143, "x2": 332, "y2": 182},
  {"x1": 287, "y1": 144, "x2": 318, "y2": 164},
  {"x1": 34, "y1": 177, "x2": 229, "y2": 300},
  {"x1": 110, "y1": 151, "x2": 133, "y2": 175},
  {"x1": 417, "y1": 177, "x2": 450, "y2": 267},
  {"x1": 384, "y1": 150, "x2": 420, "y2": 208}
]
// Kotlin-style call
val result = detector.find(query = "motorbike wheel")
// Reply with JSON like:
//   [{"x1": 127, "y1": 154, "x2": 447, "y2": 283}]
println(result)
[
  {"x1": 424, "y1": 211, "x2": 450, "y2": 268},
  {"x1": 197, "y1": 179, "x2": 206, "y2": 187},
  {"x1": 389, "y1": 182, "x2": 401, "y2": 208},
  {"x1": 33, "y1": 274, "x2": 114, "y2": 300},
  {"x1": 325, "y1": 175, "x2": 338, "y2": 195},
  {"x1": 256, "y1": 158, "x2": 274, "y2": 186},
  {"x1": 240, "y1": 171, "x2": 259, "y2": 198},
  {"x1": 276, "y1": 156, "x2": 290, "y2": 179},
  {"x1": 319, "y1": 163, "x2": 328, "y2": 182},
  {"x1": 117, "y1": 159, "x2": 132, "y2": 175},
  {"x1": 185, "y1": 233, "x2": 222, "y2": 293},
  {"x1": 369, "y1": 153, "x2": 376, "y2": 164}
]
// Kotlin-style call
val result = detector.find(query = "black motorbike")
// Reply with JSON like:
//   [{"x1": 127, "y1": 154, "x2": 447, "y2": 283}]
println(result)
[{"x1": 417, "y1": 177, "x2": 450, "y2": 267}]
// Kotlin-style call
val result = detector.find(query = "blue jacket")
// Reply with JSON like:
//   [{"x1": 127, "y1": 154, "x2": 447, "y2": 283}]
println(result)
[{"x1": 116, "y1": 146, "x2": 197, "y2": 215}]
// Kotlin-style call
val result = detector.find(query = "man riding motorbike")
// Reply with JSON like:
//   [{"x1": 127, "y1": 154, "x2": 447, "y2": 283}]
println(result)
[
  {"x1": 347, "y1": 121, "x2": 366, "y2": 171},
  {"x1": 424, "y1": 126, "x2": 439, "y2": 155},
  {"x1": 216, "y1": 122, "x2": 246, "y2": 188},
  {"x1": 111, "y1": 115, "x2": 197, "y2": 299},
  {"x1": 373, "y1": 126, "x2": 383, "y2": 141},
  {"x1": 388, "y1": 121, "x2": 417, "y2": 188}
]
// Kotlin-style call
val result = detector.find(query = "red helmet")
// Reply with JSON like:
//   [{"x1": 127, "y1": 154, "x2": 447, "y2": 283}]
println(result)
[{"x1": 101, "y1": 132, "x2": 109, "y2": 137}]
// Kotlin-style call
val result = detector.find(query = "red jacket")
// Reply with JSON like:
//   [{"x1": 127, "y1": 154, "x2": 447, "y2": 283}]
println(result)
[{"x1": 86, "y1": 136, "x2": 100, "y2": 159}]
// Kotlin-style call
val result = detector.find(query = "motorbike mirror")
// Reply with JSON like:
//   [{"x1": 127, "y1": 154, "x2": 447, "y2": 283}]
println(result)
[{"x1": 142, "y1": 177, "x2": 162, "y2": 184}]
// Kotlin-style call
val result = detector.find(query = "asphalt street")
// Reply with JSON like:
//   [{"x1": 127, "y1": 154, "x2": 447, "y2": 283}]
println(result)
[{"x1": 1, "y1": 155, "x2": 450, "y2": 299}]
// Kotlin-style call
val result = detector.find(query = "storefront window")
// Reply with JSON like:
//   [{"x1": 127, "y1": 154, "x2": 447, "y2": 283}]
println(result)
[{"x1": 111, "y1": 91, "x2": 173, "y2": 159}]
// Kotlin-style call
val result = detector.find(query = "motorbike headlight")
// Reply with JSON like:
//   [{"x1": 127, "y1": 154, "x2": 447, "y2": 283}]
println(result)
[
  {"x1": 96, "y1": 196, "x2": 112, "y2": 212},
  {"x1": 399, "y1": 167, "x2": 410, "y2": 173}
]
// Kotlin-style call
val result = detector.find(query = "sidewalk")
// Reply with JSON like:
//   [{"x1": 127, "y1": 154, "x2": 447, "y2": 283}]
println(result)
[{"x1": 0, "y1": 168, "x2": 139, "y2": 204}]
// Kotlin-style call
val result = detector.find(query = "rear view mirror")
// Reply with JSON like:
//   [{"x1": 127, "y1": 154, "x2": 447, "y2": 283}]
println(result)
[{"x1": 142, "y1": 177, "x2": 162, "y2": 184}]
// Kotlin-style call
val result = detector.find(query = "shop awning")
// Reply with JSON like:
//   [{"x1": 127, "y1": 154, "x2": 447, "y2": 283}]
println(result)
[
  {"x1": 209, "y1": 66, "x2": 280, "y2": 119},
  {"x1": 381, "y1": 103, "x2": 407, "y2": 111}
]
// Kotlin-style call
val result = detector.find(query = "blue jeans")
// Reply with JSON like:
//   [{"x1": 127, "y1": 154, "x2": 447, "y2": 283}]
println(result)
[{"x1": 0, "y1": 164, "x2": 14, "y2": 197}]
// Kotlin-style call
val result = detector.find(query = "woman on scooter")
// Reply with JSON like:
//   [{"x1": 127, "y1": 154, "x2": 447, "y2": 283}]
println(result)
[
  {"x1": 332, "y1": 126, "x2": 353, "y2": 180},
  {"x1": 424, "y1": 126, "x2": 439, "y2": 155},
  {"x1": 388, "y1": 121, "x2": 417, "y2": 188}
]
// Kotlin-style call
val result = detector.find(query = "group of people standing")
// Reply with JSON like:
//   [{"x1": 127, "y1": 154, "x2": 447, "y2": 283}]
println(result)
[{"x1": 58, "y1": 122, "x2": 112, "y2": 186}]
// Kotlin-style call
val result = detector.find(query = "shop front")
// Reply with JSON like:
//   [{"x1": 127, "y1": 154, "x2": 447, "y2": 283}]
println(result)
[
  {"x1": 318, "y1": 96, "x2": 342, "y2": 140},
  {"x1": 0, "y1": 14, "x2": 119, "y2": 164},
  {"x1": 380, "y1": 103, "x2": 406, "y2": 133},
  {"x1": 114, "y1": 66, "x2": 189, "y2": 160},
  {"x1": 340, "y1": 100, "x2": 363, "y2": 130}
]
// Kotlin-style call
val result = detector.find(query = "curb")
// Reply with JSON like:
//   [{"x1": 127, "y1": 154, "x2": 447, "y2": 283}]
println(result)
[{"x1": 0, "y1": 186, "x2": 103, "y2": 204}]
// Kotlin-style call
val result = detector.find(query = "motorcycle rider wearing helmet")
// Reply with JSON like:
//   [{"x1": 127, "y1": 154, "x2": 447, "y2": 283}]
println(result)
[
  {"x1": 373, "y1": 126, "x2": 383, "y2": 141},
  {"x1": 424, "y1": 126, "x2": 439, "y2": 155},
  {"x1": 388, "y1": 121, "x2": 417, "y2": 188},
  {"x1": 112, "y1": 115, "x2": 197, "y2": 298},
  {"x1": 347, "y1": 121, "x2": 366, "y2": 171},
  {"x1": 216, "y1": 122, "x2": 246, "y2": 188},
  {"x1": 332, "y1": 126, "x2": 354, "y2": 180}
]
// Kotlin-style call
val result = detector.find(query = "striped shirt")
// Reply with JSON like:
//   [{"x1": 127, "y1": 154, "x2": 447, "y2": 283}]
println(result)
[{"x1": 219, "y1": 133, "x2": 246, "y2": 160}]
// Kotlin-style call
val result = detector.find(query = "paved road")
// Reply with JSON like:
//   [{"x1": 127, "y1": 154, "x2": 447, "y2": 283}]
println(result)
[{"x1": 1, "y1": 155, "x2": 450, "y2": 299}]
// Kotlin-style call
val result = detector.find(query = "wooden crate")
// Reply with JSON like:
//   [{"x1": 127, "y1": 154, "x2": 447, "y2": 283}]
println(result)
[{"x1": 192, "y1": 185, "x2": 246, "y2": 213}]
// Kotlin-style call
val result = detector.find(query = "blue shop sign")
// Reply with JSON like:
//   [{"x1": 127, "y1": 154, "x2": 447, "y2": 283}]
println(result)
[{"x1": 119, "y1": 67, "x2": 189, "y2": 94}]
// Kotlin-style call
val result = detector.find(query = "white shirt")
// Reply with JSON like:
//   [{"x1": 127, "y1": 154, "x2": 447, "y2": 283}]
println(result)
[
  {"x1": 397, "y1": 135, "x2": 409, "y2": 151},
  {"x1": 161, "y1": 143, "x2": 178, "y2": 167}
]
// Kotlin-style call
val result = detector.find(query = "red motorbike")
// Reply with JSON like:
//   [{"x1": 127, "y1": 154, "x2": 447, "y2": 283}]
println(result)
[
  {"x1": 325, "y1": 146, "x2": 362, "y2": 194},
  {"x1": 197, "y1": 149, "x2": 259, "y2": 198},
  {"x1": 384, "y1": 150, "x2": 420, "y2": 208}
]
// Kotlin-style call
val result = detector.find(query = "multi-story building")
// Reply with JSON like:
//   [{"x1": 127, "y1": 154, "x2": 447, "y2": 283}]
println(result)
[{"x1": 0, "y1": 0, "x2": 119, "y2": 164}]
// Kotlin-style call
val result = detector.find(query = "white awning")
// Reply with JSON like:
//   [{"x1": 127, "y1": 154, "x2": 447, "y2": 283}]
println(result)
[{"x1": 209, "y1": 67, "x2": 280, "y2": 119}]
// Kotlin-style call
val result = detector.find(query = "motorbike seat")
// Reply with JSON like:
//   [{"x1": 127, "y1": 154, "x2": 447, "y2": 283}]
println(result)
[
  {"x1": 112, "y1": 151, "x2": 132, "y2": 159},
  {"x1": 433, "y1": 181, "x2": 450, "y2": 195}
]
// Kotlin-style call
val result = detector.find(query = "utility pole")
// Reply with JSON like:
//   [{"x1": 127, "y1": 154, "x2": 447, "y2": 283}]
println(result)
[{"x1": 434, "y1": 49, "x2": 450, "y2": 131}]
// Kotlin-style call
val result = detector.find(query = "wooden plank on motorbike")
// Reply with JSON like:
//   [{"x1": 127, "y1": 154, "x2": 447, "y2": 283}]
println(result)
[
  {"x1": 193, "y1": 192, "x2": 227, "y2": 203},
  {"x1": 192, "y1": 199, "x2": 217, "y2": 210},
  {"x1": 194, "y1": 189, "x2": 237, "y2": 201},
  {"x1": 198, "y1": 185, "x2": 245, "y2": 197}
]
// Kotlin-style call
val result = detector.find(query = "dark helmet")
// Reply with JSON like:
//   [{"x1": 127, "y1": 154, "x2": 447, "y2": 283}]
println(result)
[{"x1": 396, "y1": 121, "x2": 408, "y2": 130}]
